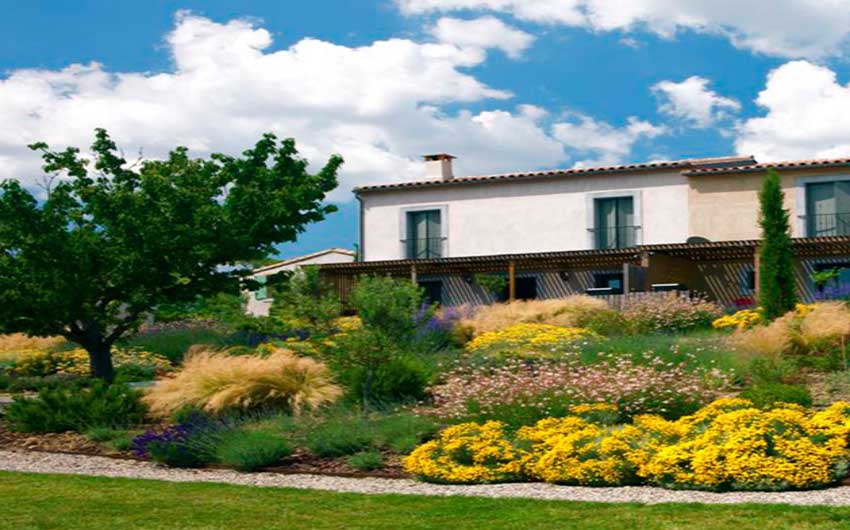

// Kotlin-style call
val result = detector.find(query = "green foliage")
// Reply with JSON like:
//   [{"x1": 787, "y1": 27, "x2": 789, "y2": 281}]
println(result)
[
  {"x1": 215, "y1": 428, "x2": 292, "y2": 471},
  {"x1": 5, "y1": 381, "x2": 147, "y2": 433},
  {"x1": 339, "y1": 275, "x2": 429, "y2": 409},
  {"x1": 346, "y1": 356, "x2": 429, "y2": 405},
  {"x1": 119, "y1": 324, "x2": 231, "y2": 363},
  {"x1": 271, "y1": 266, "x2": 342, "y2": 334},
  {"x1": 741, "y1": 383, "x2": 813, "y2": 408},
  {"x1": 303, "y1": 411, "x2": 438, "y2": 457},
  {"x1": 757, "y1": 169, "x2": 797, "y2": 319},
  {"x1": 474, "y1": 274, "x2": 507, "y2": 298},
  {"x1": 349, "y1": 275, "x2": 424, "y2": 343},
  {"x1": 347, "y1": 450, "x2": 384, "y2": 471},
  {"x1": 0, "y1": 129, "x2": 341, "y2": 379}
]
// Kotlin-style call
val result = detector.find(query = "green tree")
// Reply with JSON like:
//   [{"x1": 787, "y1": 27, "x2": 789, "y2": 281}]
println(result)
[
  {"x1": 0, "y1": 129, "x2": 342, "y2": 380},
  {"x1": 758, "y1": 169, "x2": 797, "y2": 319}
]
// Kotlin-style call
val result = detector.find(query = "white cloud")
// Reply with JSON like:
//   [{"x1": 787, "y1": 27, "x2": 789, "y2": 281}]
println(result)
[
  {"x1": 397, "y1": 0, "x2": 850, "y2": 58},
  {"x1": 0, "y1": 13, "x2": 570, "y2": 200},
  {"x1": 429, "y1": 16, "x2": 535, "y2": 58},
  {"x1": 552, "y1": 114, "x2": 666, "y2": 167},
  {"x1": 736, "y1": 61, "x2": 850, "y2": 161},
  {"x1": 653, "y1": 76, "x2": 740, "y2": 128}
]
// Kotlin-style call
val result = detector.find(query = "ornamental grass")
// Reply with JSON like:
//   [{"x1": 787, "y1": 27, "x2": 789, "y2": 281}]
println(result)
[
  {"x1": 404, "y1": 398, "x2": 850, "y2": 491},
  {"x1": 0, "y1": 333, "x2": 66, "y2": 363},
  {"x1": 143, "y1": 347, "x2": 341, "y2": 417},
  {"x1": 460, "y1": 296, "x2": 609, "y2": 336}
]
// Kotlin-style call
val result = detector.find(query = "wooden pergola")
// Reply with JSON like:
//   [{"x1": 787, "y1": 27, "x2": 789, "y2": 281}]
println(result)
[{"x1": 318, "y1": 236, "x2": 850, "y2": 303}]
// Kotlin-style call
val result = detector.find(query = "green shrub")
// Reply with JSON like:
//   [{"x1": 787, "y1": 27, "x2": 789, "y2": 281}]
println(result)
[
  {"x1": 741, "y1": 383, "x2": 813, "y2": 408},
  {"x1": 303, "y1": 411, "x2": 438, "y2": 457},
  {"x1": 85, "y1": 426, "x2": 119, "y2": 442},
  {"x1": 573, "y1": 308, "x2": 628, "y2": 336},
  {"x1": 109, "y1": 433, "x2": 137, "y2": 452},
  {"x1": 5, "y1": 381, "x2": 147, "y2": 433},
  {"x1": 347, "y1": 450, "x2": 384, "y2": 471},
  {"x1": 349, "y1": 275, "x2": 424, "y2": 344},
  {"x1": 215, "y1": 428, "x2": 292, "y2": 471},
  {"x1": 347, "y1": 356, "x2": 428, "y2": 405},
  {"x1": 305, "y1": 417, "x2": 373, "y2": 457}
]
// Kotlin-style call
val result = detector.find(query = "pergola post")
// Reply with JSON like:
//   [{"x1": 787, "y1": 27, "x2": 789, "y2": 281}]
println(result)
[
  {"x1": 410, "y1": 263, "x2": 417, "y2": 284},
  {"x1": 508, "y1": 260, "x2": 516, "y2": 302},
  {"x1": 753, "y1": 246, "x2": 761, "y2": 299}
]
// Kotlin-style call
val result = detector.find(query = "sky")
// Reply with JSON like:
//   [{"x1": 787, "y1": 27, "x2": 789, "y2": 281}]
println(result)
[{"x1": 3, "y1": 1, "x2": 850, "y2": 258}]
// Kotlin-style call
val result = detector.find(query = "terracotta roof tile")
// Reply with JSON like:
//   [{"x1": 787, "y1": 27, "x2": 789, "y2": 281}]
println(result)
[{"x1": 355, "y1": 156, "x2": 756, "y2": 193}]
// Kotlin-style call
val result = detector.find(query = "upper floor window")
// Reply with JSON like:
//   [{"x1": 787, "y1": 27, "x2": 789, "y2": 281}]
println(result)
[
  {"x1": 406, "y1": 210, "x2": 442, "y2": 259},
  {"x1": 593, "y1": 197, "x2": 637, "y2": 249},
  {"x1": 806, "y1": 181, "x2": 850, "y2": 237}
]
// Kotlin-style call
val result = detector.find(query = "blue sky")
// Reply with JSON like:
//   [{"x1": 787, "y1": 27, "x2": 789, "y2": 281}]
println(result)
[{"x1": 3, "y1": 1, "x2": 850, "y2": 258}]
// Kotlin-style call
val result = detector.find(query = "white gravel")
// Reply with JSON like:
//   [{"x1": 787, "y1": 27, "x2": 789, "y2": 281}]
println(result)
[{"x1": 3, "y1": 449, "x2": 850, "y2": 506}]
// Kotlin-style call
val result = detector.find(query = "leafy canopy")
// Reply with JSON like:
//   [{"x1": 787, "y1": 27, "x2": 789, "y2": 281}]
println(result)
[{"x1": 0, "y1": 129, "x2": 342, "y2": 378}]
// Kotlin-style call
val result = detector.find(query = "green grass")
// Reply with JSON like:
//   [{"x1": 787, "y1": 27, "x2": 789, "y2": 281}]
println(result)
[
  {"x1": 575, "y1": 330, "x2": 746, "y2": 376},
  {"x1": 4, "y1": 471, "x2": 850, "y2": 529}
]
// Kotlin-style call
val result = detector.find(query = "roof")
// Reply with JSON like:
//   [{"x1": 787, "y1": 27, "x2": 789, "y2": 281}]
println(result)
[
  {"x1": 354, "y1": 155, "x2": 757, "y2": 193},
  {"x1": 684, "y1": 157, "x2": 850, "y2": 175},
  {"x1": 253, "y1": 247, "x2": 356, "y2": 275},
  {"x1": 317, "y1": 236, "x2": 850, "y2": 275}
]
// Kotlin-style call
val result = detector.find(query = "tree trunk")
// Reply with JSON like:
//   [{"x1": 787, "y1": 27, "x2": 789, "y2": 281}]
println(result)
[{"x1": 87, "y1": 341, "x2": 115, "y2": 382}]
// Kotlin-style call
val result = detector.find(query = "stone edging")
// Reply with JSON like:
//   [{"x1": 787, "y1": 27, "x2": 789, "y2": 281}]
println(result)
[{"x1": 3, "y1": 449, "x2": 850, "y2": 506}]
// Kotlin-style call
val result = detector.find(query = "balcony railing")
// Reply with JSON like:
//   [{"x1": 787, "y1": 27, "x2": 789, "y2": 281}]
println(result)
[
  {"x1": 804, "y1": 213, "x2": 850, "y2": 237},
  {"x1": 404, "y1": 237, "x2": 444, "y2": 259},
  {"x1": 588, "y1": 225, "x2": 640, "y2": 249}
]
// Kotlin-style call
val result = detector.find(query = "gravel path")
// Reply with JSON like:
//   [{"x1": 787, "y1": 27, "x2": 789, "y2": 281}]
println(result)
[{"x1": 4, "y1": 449, "x2": 850, "y2": 506}]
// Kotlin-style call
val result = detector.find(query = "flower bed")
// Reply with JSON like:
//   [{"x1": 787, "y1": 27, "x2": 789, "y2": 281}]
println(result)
[
  {"x1": 427, "y1": 355, "x2": 730, "y2": 425},
  {"x1": 405, "y1": 398, "x2": 850, "y2": 491},
  {"x1": 464, "y1": 323, "x2": 600, "y2": 359}
]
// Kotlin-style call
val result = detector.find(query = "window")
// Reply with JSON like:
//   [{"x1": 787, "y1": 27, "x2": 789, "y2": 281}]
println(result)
[
  {"x1": 418, "y1": 280, "x2": 443, "y2": 305},
  {"x1": 594, "y1": 197, "x2": 636, "y2": 249},
  {"x1": 406, "y1": 210, "x2": 442, "y2": 259},
  {"x1": 593, "y1": 272, "x2": 624, "y2": 294},
  {"x1": 806, "y1": 181, "x2": 850, "y2": 236},
  {"x1": 254, "y1": 275, "x2": 268, "y2": 300}
]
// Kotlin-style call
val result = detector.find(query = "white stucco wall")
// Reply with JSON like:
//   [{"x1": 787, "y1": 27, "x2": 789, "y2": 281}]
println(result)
[{"x1": 360, "y1": 171, "x2": 690, "y2": 261}]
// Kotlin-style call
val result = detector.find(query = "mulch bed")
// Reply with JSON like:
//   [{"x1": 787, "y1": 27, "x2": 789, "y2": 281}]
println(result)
[{"x1": 0, "y1": 421, "x2": 407, "y2": 478}]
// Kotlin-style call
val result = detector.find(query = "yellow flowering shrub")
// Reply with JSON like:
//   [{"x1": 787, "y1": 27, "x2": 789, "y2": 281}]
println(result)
[
  {"x1": 403, "y1": 421, "x2": 522, "y2": 484},
  {"x1": 464, "y1": 323, "x2": 601, "y2": 358},
  {"x1": 12, "y1": 347, "x2": 172, "y2": 377},
  {"x1": 518, "y1": 415, "x2": 641, "y2": 486},
  {"x1": 712, "y1": 309, "x2": 763, "y2": 330},
  {"x1": 406, "y1": 398, "x2": 850, "y2": 491},
  {"x1": 641, "y1": 400, "x2": 850, "y2": 491},
  {"x1": 713, "y1": 304, "x2": 818, "y2": 330}
]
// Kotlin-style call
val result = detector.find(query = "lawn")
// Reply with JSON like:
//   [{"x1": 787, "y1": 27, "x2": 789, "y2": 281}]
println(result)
[{"x1": 4, "y1": 472, "x2": 850, "y2": 530}]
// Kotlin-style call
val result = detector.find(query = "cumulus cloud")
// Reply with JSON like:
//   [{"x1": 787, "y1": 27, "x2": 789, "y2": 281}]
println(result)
[
  {"x1": 397, "y1": 0, "x2": 850, "y2": 58},
  {"x1": 429, "y1": 16, "x2": 535, "y2": 58},
  {"x1": 736, "y1": 61, "x2": 850, "y2": 161},
  {"x1": 653, "y1": 76, "x2": 740, "y2": 128},
  {"x1": 552, "y1": 114, "x2": 666, "y2": 167},
  {"x1": 0, "y1": 13, "x2": 574, "y2": 200}
]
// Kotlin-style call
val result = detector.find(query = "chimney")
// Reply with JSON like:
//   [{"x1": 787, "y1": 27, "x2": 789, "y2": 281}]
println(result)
[{"x1": 423, "y1": 153, "x2": 456, "y2": 180}]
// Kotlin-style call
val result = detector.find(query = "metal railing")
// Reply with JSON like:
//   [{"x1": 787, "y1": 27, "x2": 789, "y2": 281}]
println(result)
[
  {"x1": 403, "y1": 237, "x2": 444, "y2": 259},
  {"x1": 804, "y1": 213, "x2": 850, "y2": 237},
  {"x1": 588, "y1": 225, "x2": 640, "y2": 249}
]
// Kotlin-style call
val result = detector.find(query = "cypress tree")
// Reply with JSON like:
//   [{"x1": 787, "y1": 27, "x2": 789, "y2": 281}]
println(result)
[{"x1": 758, "y1": 168, "x2": 797, "y2": 319}]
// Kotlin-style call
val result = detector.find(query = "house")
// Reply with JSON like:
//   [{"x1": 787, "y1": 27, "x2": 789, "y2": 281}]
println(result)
[
  {"x1": 246, "y1": 248, "x2": 356, "y2": 316},
  {"x1": 319, "y1": 154, "x2": 850, "y2": 307}
]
